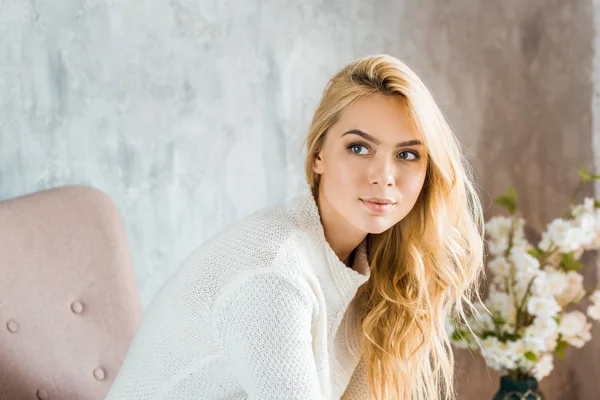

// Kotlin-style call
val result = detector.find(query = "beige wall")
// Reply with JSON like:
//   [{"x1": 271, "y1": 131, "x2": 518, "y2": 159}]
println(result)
[{"x1": 396, "y1": 1, "x2": 599, "y2": 398}]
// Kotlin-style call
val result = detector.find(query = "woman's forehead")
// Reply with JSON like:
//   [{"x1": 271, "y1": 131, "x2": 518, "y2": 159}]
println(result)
[{"x1": 333, "y1": 95, "x2": 422, "y2": 144}]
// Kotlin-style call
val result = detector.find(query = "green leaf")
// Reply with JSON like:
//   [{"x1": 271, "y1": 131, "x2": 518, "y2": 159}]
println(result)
[
  {"x1": 594, "y1": 200, "x2": 600, "y2": 209},
  {"x1": 524, "y1": 351, "x2": 539, "y2": 362},
  {"x1": 451, "y1": 329, "x2": 466, "y2": 342},
  {"x1": 494, "y1": 187, "x2": 518, "y2": 214},
  {"x1": 481, "y1": 331, "x2": 497, "y2": 339},
  {"x1": 578, "y1": 165, "x2": 590, "y2": 182},
  {"x1": 555, "y1": 339, "x2": 568, "y2": 359},
  {"x1": 560, "y1": 252, "x2": 584, "y2": 271},
  {"x1": 492, "y1": 315, "x2": 506, "y2": 325},
  {"x1": 503, "y1": 333, "x2": 521, "y2": 342},
  {"x1": 527, "y1": 248, "x2": 540, "y2": 258},
  {"x1": 494, "y1": 196, "x2": 511, "y2": 206},
  {"x1": 565, "y1": 262, "x2": 584, "y2": 271},
  {"x1": 506, "y1": 187, "x2": 517, "y2": 199}
]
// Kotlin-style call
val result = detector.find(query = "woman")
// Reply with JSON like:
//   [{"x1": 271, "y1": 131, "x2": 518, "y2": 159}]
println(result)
[{"x1": 106, "y1": 54, "x2": 484, "y2": 400}]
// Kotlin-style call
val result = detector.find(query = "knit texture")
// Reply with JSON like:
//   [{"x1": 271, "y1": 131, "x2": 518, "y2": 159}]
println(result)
[{"x1": 105, "y1": 188, "x2": 372, "y2": 399}]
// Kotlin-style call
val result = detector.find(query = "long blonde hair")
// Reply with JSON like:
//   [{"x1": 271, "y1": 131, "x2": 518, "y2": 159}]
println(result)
[{"x1": 304, "y1": 54, "x2": 485, "y2": 400}]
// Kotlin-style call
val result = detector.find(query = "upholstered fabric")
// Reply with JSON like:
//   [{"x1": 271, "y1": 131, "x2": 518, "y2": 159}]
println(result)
[{"x1": 0, "y1": 186, "x2": 142, "y2": 400}]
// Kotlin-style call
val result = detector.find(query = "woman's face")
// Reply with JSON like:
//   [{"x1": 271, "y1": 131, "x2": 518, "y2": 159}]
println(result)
[{"x1": 313, "y1": 93, "x2": 428, "y2": 235}]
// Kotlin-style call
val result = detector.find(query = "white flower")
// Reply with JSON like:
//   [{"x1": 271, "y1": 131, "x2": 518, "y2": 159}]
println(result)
[
  {"x1": 522, "y1": 331, "x2": 545, "y2": 352},
  {"x1": 565, "y1": 230, "x2": 589, "y2": 252},
  {"x1": 471, "y1": 302, "x2": 494, "y2": 331},
  {"x1": 558, "y1": 311, "x2": 592, "y2": 348},
  {"x1": 571, "y1": 198, "x2": 595, "y2": 218},
  {"x1": 487, "y1": 290, "x2": 516, "y2": 325},
  {"x1": 587, "y1": 290, "x2": 600, "y2": 320},
  {"x1": 538, "y1": 233, "x2": 553, "y2": 253},
  {"x1": 512, "y1": 236, "x2": 533, "y2": 255},
  {"x1": 488, "y1": 257, "x2": 511, "y2": 280},
  {"x1": 488, "y1": 238, "x2": 509, "y2": 258},
  {"x1": 485, "y1": 216, "x2": 513, "y2": 242},
  {"x1": 568, "y1": 331, "x2": 591, "y2": 348},
  {"x1": 544, "y1": 269, "x2": 568, "y2": 297},
  {"x1": 556, "y1": 271, "x2": 586, "y2": 307},
  {"x1": 508, "y1": 339, "x2": 540, "y2": 370},
  {"x1": 510, "y1": 247, "x2": 541, "y2": 283},
  {"x1": 531, "y1": 317, "x2": 558, "y2": 339},
  {"x1": 474, "y1": 199, "x2": 600, "y2": 376},
  {"x1": 587, "y1": 304, "x2": 600, "y2": 321},
  {"x1": 573, "y1": 213, "x2": 596, "y2": 248},
  {"x1": 586, "y1": 210, "x2": 600, "y2": 249},
  {"x1": 481, "y1": 337, "x2": 521, "y2": 370},
  {"x1": 569, "y1": 200, "x2": 598, "y2": 250},
  {"x1": 522, "y1": 317, "x2": 558, "y2": 355},
  {"x1": 545, "y1": 218, "x2": 571, "y2": 243},
  {"x1": 544, "y1": 333, "x2": 559, "y2": 352},
  {"x1": 530, "y1": 270, "x2": 550, "y2": 297},
  {"x1": 485, "y1": 217, "x2": 530, "y2": 257},
  {"x1": 481, "y1": 337, "x2": 504, "y2": 370},
  {"x1": 540, "y1": 217, "x2": 593, "y2": 254},
  {"x1": 527, "y1": 295, "x2": 561, "y2": 319},
  {"x1": 503, "y1": 339, "x2": 527, "y2": 369},
  {"x1": 510, "y1": 247, "x2": 540, "y2": 270},
  {"x1": 532, "y1": 354, "x2": 554, "y2": 381},
  {"x1": 523, "y1": 333, "x2": 547, "y2": 353},
  {"x1": 513, "y1": 217, "x2": 527, "y2": 237},
  {"x1": 557, "y1": 311, "x2": 586, "y2": 337}
]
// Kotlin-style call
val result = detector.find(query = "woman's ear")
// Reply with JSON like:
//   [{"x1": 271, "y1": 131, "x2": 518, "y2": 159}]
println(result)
[{"x1": 313, "y1": 152, "x2": 324, "y2": 175}]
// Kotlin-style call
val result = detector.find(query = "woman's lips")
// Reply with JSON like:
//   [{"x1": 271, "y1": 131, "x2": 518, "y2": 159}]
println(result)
[{"x1": 360, "y1": 199, "x2": 396, "y2": 214}]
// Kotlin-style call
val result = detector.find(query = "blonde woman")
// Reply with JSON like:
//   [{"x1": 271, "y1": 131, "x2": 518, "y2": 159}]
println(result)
[{"x1": 106, "y1": 54, "x2": 485, "y2": 400}]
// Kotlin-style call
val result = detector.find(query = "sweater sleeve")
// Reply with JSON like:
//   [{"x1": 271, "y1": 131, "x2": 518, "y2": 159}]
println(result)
[
  {"x1": 341, "y1": 358, "x2": 372, "y2": 399},
  {"x1": 212, "y1": 270, "x2": 325, "y2": 400}
]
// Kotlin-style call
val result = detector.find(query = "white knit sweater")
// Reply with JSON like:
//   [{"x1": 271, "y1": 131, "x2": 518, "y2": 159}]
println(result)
[{"x1": 105, "y1": 188, "x2": 372, "y2": 399}]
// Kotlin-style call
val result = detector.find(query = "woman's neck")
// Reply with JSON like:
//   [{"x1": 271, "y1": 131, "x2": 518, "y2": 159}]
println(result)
[{"x1": 315, "y1": 191, "x2": 366, "y2": 265}]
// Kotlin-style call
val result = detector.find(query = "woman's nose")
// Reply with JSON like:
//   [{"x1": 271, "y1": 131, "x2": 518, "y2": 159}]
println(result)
[{"x1": 368, "y1": 157, "x2": 395, "y2": 187}]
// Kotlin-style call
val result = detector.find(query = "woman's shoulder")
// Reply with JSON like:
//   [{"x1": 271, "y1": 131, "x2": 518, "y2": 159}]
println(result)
[
  {"x1": 198, "y1": 190, "x2": 316, "y2": 256},
  {"x1": 176, "y1": 190, "x2": 320, "y2": 289}
]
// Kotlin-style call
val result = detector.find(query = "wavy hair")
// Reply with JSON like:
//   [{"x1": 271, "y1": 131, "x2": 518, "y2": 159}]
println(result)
[{"x1": 303, "y1": 54, "x2": 485, "y2": 400}]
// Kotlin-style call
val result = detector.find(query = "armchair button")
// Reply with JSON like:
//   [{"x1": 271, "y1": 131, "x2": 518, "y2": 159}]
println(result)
[
  {"x1": 93, "y1": 367, "x2": 106, "y2": 381},
  {"x1": 36, "y1": 389, "x2": 49, "y2": 399},
  {"x1": 71, "y1": 301, "x2": 84, "y2": 314},
  {"x1": 6, "y1": 320, "x2": 18, "y2": 333}
]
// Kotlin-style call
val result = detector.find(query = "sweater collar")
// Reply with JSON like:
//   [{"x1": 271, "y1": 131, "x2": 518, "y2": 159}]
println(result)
[{"x1": 291, "y1": 188, "x2": 371, "y2": 310}]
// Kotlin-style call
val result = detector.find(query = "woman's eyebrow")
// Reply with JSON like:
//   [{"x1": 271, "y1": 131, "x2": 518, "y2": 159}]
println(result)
[{"x1": 341, "y1": 129, "x2": 422, "y2": 148}]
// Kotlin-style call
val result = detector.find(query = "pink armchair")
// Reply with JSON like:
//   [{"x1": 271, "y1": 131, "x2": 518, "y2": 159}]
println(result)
[{"x1": 0, "y1": 186, "x2": 142, "y2": 400}]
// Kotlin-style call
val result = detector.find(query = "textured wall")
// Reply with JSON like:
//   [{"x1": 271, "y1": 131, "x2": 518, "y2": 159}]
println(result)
[
  {"x1": 0, "y1": 0, "x2": 405, "y2": 306},
  {"x1": 395, "y1": 1, "x2": 599, "y2": 399}
]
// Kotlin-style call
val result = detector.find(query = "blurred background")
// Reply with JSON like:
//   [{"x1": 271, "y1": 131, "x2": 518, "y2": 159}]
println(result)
[{"x1": 1, "y1": 0, "x2": 600, "y2": 398}]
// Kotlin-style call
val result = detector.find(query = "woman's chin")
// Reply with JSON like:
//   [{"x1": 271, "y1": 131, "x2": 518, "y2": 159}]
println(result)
[{"x1": 360, "y1": 220, "x2": 397, "y2": 235}]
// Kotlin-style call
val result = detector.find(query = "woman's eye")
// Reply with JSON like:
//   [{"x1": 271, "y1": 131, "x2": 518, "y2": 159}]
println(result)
[
  {"x1": 349, "y1": 144, "x2": 369, "y2": 155},
  {"x1": 398, "y1": 151, "x2": 419, "y2": 160}
]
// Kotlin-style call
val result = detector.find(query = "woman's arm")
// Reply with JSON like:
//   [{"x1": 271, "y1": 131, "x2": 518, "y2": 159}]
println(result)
[
  {"x1": 213, "y1": 270, "x2": 325, "y2": 400},
  {"x1": 341, "y1": 359, "x2": 371, "y2": 400}
]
